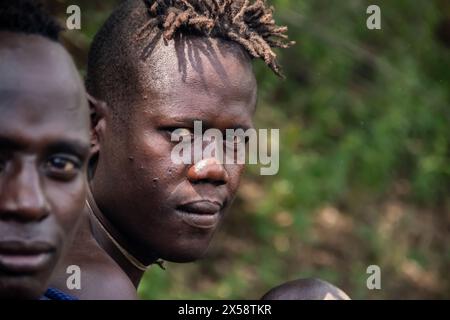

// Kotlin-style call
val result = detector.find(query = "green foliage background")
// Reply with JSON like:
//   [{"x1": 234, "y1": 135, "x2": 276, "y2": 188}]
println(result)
[{"x1": 50, "y1": 0, "x2": 449, "y2": 299}]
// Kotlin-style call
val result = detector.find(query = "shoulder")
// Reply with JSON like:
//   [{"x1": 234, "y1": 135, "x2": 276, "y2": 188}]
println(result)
[
  {"x1": 261, "y1": 278, "x2": 350, "y2": 300},
  {"x1": 49, "y1": 209, "x2": 138, "y2": 300},
  {"x1": 71, "y1": 263, "x2": 138, "y2": 300}
]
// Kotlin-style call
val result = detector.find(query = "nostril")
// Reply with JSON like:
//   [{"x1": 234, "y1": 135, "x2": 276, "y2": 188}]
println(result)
[
  {"x1": 19, "y1": 205, "x2": 50, "y2": 222},
  {"x1": 0, "y1": 186, "x2": 50, "y2": 222},
  {"x1": 0, "y1": 161, "x2": 50, "y2": 222},
  {"x1": 0, "y1": 195, "x2": 50, "y2": 222},
  {"x1": 0, "y1": 210, "x2": 49, "y2": 222}
]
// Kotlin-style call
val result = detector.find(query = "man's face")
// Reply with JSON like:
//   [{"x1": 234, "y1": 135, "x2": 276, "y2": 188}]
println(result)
[
  {"x1": 93, "y1": 36, "x2": 257, "y2": 263},
  {"x1": 0, "y1": 33, "x2": 90, "y2": 299}
]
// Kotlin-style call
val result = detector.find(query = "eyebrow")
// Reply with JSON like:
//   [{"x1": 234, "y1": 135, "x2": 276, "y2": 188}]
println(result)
[
  {"x1": 0, "y1": 137, "x2": 24, "y2": 150},
  {"x1": 0, "y1": 137, "x2": 90, "y2": 158},
  {"x1": 163, "y1": 117, "x2": 254, "y2": 131},
  {"x1": 163, "y1": 117, "x2": 206, "y2": 126}
]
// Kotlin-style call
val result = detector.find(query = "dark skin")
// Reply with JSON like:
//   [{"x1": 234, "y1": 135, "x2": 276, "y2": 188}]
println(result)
[
  {"x1": 0, "y1": 32, "x2": 90, "y2": 299},
  {"x1": 49, "y1": 35, "x2": 256, "y2": 299},
  {"x1": 51, "y1": 34, "x2": 349, "y2": 300}
]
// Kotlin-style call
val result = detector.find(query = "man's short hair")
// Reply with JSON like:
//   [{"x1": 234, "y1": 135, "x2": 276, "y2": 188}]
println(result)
[{"x1": 0, "y1": 0, "x2": 62, "y2": 42}]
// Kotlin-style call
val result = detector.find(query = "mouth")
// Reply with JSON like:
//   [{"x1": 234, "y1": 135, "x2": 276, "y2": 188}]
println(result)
[
  {"x1": 0, "y1": 241, "x2": 56, "y2": 274},
  {"x1": 176, "y1": 200, "x2": 223, "y2": 229}
]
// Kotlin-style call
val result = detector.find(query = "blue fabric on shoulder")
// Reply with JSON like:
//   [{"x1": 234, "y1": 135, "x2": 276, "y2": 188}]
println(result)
[{"x1": 42, "y1": 287, "x2": 78, "y2": 300}]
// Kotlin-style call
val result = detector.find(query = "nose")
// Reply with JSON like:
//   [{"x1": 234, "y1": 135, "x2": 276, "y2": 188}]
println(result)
[
  {"x1": 187, "y1": 158, "x2": 229, "y2": 185},
  {"x1": 0, "y1": 160, "x2": 50, "y2": 222}
]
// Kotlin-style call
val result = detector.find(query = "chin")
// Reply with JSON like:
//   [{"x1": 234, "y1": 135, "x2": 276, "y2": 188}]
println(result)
[
  {"x1": 160, "y1": 243, "x2": 211, "y2": 263},
  {"x1": 0, "y1": 276, "x2": 46, "y2": 300}
]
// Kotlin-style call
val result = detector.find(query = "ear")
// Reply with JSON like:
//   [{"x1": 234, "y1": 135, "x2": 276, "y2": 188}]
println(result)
[{"x1": 87, "y1": 93, "x2": 108, "y2": 157}]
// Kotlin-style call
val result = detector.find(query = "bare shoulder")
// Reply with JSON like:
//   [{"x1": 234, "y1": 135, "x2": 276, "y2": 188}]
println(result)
[
  {"x1": 69, "y1": 261, "x2": 138, "y2": 300},
  {"x1": 49, "y1": 210, "x2": 138, "y2": 300},
  {"x1": 261, "y1": 278, "x2": 351, "y2": 300}
]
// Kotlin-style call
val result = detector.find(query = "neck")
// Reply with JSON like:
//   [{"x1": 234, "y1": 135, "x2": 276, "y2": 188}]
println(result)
[{"x1": 86, "y1": 182, "x2": 156, "y2": 287}]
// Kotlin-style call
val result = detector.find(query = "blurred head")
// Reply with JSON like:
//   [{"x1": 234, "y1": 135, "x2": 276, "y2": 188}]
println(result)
[
  {"x1": 261, "y1": 278, "x2": 351, "y2": 300},
  {"x1": 86, "y1": 0, "x2": 292, "y2": 263},
  {"x1": 0, "y1": 1, "x2": 90, "y2": 299}
]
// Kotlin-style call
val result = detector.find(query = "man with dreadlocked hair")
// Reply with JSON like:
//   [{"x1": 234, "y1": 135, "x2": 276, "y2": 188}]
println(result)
[
  {"x1": 49, "y1": 0, "x2": 349, "y2": 300},
  {"x1": 137, "y1": 0, "x2": 295, "y2": 76}
]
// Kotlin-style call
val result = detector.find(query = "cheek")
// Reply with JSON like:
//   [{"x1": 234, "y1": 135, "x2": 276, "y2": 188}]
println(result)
[
  {"x1": 226, "y1": 164, "x2": 245, "y2": 193},
  {"x1": 133, "y1": 131, "x2": 186, "y2": 183},
  {"x1": 45, "y1": 176, "x2": 87, "y2": 234}
]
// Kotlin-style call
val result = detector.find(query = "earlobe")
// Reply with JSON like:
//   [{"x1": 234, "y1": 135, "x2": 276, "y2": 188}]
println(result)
[{"x1": 87, "y1": 93, "x2": 108, "y2": 156}]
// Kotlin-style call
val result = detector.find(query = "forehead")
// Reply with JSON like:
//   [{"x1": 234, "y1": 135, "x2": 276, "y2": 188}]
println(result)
[
  {"x1": 0, "y1": 32, "x2": 89, "y2": 143},
  {"x1": 0, "y1": 32, "x2": 81, "y2": 94},
  {"x1": 134, "y1": 35, "x2": 257, "y2": 126}
]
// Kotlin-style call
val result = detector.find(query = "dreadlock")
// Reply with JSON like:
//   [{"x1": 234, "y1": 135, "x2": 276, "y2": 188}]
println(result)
[
  {"x1": 86, "y1": 0, "x2": 292, "y2": 117},
  {"x1": 137, "y1": 0, "x2": 294, "y2": 77},
  {"x1": 0, "y1": 0, "x2": 62, "y2": 42}
]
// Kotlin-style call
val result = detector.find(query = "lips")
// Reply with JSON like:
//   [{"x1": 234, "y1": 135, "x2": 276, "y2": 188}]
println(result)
[
  {"x1": 0, "y1": 240, "x2": 56, "y2": 274},
  {"x1": 176, "y1": 200, "x2": 223, "y2": 229},
  {"x1": 177, "y1": 201, "x2": 222, "y2": 215}
]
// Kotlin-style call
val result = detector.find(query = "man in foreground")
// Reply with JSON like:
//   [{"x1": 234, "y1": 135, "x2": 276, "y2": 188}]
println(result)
[{"x1": 0, "y1": 0, "x2": 91, "y2": 299}]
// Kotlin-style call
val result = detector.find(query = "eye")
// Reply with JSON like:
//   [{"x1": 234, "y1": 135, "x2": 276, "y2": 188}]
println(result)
[{"x1": 44, "y1": 155, "x2": 81, "y2": 180}]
